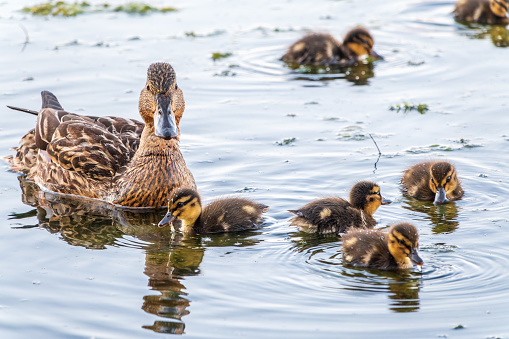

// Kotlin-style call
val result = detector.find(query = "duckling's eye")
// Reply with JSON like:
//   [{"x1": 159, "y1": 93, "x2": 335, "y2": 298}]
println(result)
[
  {"x1": 398, "y1": 239, "x2": 405, "y2": 245},
  {"x1": 176, "y1": 202, "x2": 184, "y2": 208},
  {"x1": 446, "y1": 176, "x2": 451, "y2": 183},
  {"x1": 369, "y1": 197, "x2": 374, "y2": 202},
  {"x1": 431, "y1": 178, "x2": 436, "y2": 185}
]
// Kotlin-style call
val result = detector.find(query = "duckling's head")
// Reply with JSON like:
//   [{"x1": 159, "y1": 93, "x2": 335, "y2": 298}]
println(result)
[
  {"x1": 139, "y1": 62, "x2": 185, "y2": 140},
  {"x1": 343, "y1": 27, "x2": 383, "y2": 60},
  {"x1": 490, "y1": 0, "x2": 508, "y2": 18},
  {"x1": 428, "y1": 162, "x2": 459, "y2": 205},
  {"x1": 158, "y1": 188, "x2": 202, "y2": 229},
  {"x1": 387, "y1": 222, "x2": 423, "y2": 269},
  {"x1": 350, "y1": 181, "x2": 391, "y2": 216}
]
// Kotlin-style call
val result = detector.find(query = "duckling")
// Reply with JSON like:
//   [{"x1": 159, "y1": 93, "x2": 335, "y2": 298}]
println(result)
[
  {"x1": 453, "y1": 0, "x2": 509, "y2": 25},
  {"x1": 401, "y1": 161, "x2": 464, "y2": 205},
  {"x1": 342, "y1": 222, "x2": 423, "y2": 270},
  {"x1": 281, "y1": 26, "x2": 383, "y2": 67},
  {"x1": 288, "y1": 181, "x2": 391, "y2": 235},
  {"x1": 158, "y1": 188, "x2": 269, "y2": 234}
]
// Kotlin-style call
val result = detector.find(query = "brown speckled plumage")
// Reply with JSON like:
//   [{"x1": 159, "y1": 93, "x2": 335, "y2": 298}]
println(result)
[
  {"x1": 454, "y1": 0, "x2": 509, "y2": 25},
  {"x1": 401, "y1": 161, "x2": 463, "y2": 204},
  {"x1": 342, "y1": 222, "x2": 423, "y2": 270},
  {"x1": 288, "y1": 181, "x2": 391, "y2": 235},
  {"x1": 159, "y1": 188, "x2": 269, "y2": 234},
  {"x1": 281, "y1": 26, "x2": 382, "y2": 67},
  {"x1": 8, "y1": 62, "x2": 195, "y2": 208}
]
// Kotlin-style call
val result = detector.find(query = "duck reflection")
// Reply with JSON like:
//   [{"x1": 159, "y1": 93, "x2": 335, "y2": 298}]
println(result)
[
  {"x1": 401, "y1": 195, "x2": 460, "y2": 234},
  {"x1": 289, "y1": 62, "x2": 376, "y2": 85},
  {"x1": 10, "y1": 176, "x2": 260, "y2": 334},
  {"x1": 342, "y1": 267, "x2": 421, "y2": 313},
  {"x1": 455, "y1": 24, "x2": 509, "y2": 47}
]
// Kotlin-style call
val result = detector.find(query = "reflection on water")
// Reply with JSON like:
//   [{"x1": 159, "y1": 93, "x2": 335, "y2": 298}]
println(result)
[
  {"x1": 8, "y1": 175, "x2": 260, "y2": 335},
  {"x1": 401, "y1": 195, "x2": 460, "y2": 234},
  {"x1": 285, "y1": 62, "x2": 376, "y2": 85},
  {"x1": 455, "y1": 23, "x2": 509, "y2": 47},
  {"x1": 342, "y1": 267, "x2": 421, "y2": 313}
]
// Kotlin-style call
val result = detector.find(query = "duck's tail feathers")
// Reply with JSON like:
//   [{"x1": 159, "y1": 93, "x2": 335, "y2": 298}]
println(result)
[
  {"x1": 6, "y1": 105, "x2": 38, "y2": 115},
  {"x1": 41, "y1": 91, "x2": 64, "y2": 110}
]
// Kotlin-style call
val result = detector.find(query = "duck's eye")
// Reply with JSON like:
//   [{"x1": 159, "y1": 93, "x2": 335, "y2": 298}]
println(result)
[
  {"x1": 369, "y1": 197, "x2": 374, "y2": 202},
  {"x1": 175, "y1": 83, "x2": 178, "y2": 90},
  {"x1": 398, "y1": 239, "x2": 405, "y2": 245},
  {"x1": 446, "y1": 176, "x2": 451, "y2": 183},
  {"x1": 431, "y1": 178, "x2": 436, "y2": 185},
  {"x1": 176, "y1": 202, "x2": 184, "y2": 208},
  {"x1": 146, "y1": 84, "x2": 150, "y2": 91}
]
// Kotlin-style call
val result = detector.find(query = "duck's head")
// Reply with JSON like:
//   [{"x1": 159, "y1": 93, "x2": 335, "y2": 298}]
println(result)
[
  {"x1": 158, "y1": 188, "x2": 202, "y2": 229},
  {"x1": 350, "y1": 181, "x2": 391, "y2": 217},
  {"x1": 428, "y1": 162, "x2": 459, "y2": 205},
  {"x1": 490, "y1": 0, "x2": 509, "y2": 18},
  {"x1": 388, "y1": 222, "x2": 423, "y2": 269},
  {"x1": 343, "y1": 27, "x2": 383, "y2": 61},
  {"x1": 139, "y1": 62, "x2": 185, "y2": 140}
]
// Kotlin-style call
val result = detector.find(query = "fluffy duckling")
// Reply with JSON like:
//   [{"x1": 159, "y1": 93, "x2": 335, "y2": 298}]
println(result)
[
  {"x1": 158, "y1": 188, "x2": 269, "y2": 234},
  {"x1": 453, "y1": 0, "x2": 509, "y2": 25},
  {"x1": 342, "y1": 222, "x2": 423, "y2": 270},
  {"x1": 288, "y1": 181, "x2": 391, "y2": 235},
  {"x1": 401, "y1": 161, "x2": 464, "y2": 205},
  {"x1": 281, "y1": 26, "x2": 383, "y2": 67}
]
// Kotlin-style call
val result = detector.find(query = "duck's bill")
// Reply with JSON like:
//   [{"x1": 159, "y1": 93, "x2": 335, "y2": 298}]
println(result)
[
  {"x1": 158, "y1": 211, "x2": 176, "y2": 228},
  {"x1": 410, "y1": 248, "x2": 424, "y2": 267},
  {"x1": 433, "y1": 187, "x2": 449, "y2": 205},
  {"x1": 381, "y1": 197, "x2": 392, "y2": 205},
  {"x1": 154, "y1": 94, "x2": 179, "y2": 139},
  {"x1": 370, "y1": 50, "x2": 384, "y2": 60}
]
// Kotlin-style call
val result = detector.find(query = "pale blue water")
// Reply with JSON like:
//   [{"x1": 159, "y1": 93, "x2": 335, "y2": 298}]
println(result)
[{"x1": 1, "y1": 0, "x2": 509, "y2": 338}]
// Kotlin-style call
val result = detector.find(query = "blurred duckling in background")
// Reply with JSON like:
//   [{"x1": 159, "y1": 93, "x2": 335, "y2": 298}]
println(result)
[
  {"x1": 288, "y1": 181, "x2": 391, "y2": 235},
  {"x1": 281, "y1": 26, "x2": 383, "y2": 67},
  {"x1": 453, "y1": 0, "x2": 509, "y2": 25},
  {"x1": 342, "y1": 222, "x2": 423, "y2": 270},
  {"x1": 401, "y1": 161, "x2": 464, "y2": 205},
  {"x1": 158, "y1": 188, "x2": 269, "y2": 233}
]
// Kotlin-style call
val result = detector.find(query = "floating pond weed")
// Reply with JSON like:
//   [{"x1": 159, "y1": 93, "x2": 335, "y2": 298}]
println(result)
[{"x1": 22, "y1": 1, "x2": 177, "y2": 16}]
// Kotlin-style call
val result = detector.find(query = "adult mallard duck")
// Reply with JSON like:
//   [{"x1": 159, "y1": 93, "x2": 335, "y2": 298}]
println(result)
[
  {"x1": 288, "y1": 181, "x2": 391, "y2": 235},
  {"x1": 7, "y1": 62, "x2": 196, "y2": 208},
  {"x1": 342, "y1": 222, "x2": 424, "y2": 270},
  {"x1": 401, "y1": 161, "x2": 463, "y2": 205},
  {"x1": 281, "y1": 26, "x2": 383, "y2": 67},
  {"x1": 158, "y1": 188, "x2": 269, "y2": 233},
  {"x1": 453, "y1": 0, "x2": 509, "y2": 25}
]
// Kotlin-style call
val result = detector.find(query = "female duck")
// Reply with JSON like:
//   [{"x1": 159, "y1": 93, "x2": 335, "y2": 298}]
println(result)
[
  {"x1": 453, "y1": 0, "x2": 509, "y2": 25},
  {"x1": 158, "y1": 188, "x2": 269, "y2": 233},
  {"x1": 281, "y1": 26, "x2": 383, "y2": 67},
  {"x1": 288, "y1": 181, "x2": 391, "y2": 235},
  {"x1": 342, "y1": 222, "x2": 424, "y2": 270},
  {"x1": 8, "y1": 62, "x2": 195, "y2": 208},
  {"x1": 401, "y1": 161, "x2": 463, "y2": 204}
]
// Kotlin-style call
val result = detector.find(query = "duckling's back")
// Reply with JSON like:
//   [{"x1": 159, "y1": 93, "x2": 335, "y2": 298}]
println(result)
[
  {"x1": 289, "y1": 197, "x2": 374, "y2": 235},
  {"x1": 454, "y1": 0, "x2": 509, "y2": 25},
  {"x1": 342, "y1": 229, "x2": 395, "y2": 269},
  {"x1": 401, "y1": 162, "x2": 435, "y2": 200},
  {"x1": 281, "y1": 33, "x2": 343, "y2": 66},
  {"x1": 197, "y1": 198, "x2": 268, "y2": 233}
]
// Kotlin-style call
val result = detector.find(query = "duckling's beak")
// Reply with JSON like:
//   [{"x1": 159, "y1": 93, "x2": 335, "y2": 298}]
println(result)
[
  {"x1": 381, "y1": 197, "x2": 392, "y2": 205},
  {"x1": 410, "y1": 248, "x2": 424, "y2": 267},
  {"x1": 433, "y1": 187, "x2": 449, "y2": 205},
  {"x1": 154, "y1": 93, "x2": 178, "y2": 140},
  {"x1": 158, "y1": 211, "x2": 176, "y2": 228},
  {"x1": 370, "y1": 49, "x2": 384, "y2": 61}
]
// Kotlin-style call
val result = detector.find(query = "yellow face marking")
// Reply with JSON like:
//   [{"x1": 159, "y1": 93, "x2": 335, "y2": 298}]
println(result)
[
  {"x1": 346, "y1": 42, "x2": 369, "y2": 57},
  {"x1": 491, "y1": 0, "x2": 508, "y2": 17},
  {"x1": 320, "y1": 207, "x2": 332, "y2": 219},
  {"x1": 344, "y1": 237, "x2": 358, "y2": 248},
  {"x1": 169, "y1": 195, "x2": 201, "y2": 228},
  {"x1": 363, "y1": 186, "x2": 383, "y2": 216}
]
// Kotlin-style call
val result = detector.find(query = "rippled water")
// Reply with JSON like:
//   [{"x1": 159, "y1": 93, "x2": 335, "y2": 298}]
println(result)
[{"x1": 1, "y1": 0, "x2": 509, "y2": 338}]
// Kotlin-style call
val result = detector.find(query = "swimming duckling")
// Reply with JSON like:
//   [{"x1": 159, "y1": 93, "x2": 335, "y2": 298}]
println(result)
[
  {"x1": 281, "y1": 26, "x2": 383, "y2": 67},
  {"x1": 401, "y1": 161, "x2": 464, "y2": 205},
  {"x1": 288, "y1": 181, "x2": 391, "y2": 235},
  {"x1": 342, "y1": 222, "x2": 423, "y2": 270},
  {"x1": 158, "y1": 188, "x2": 269, "y2": 233},
  {"x1": 453, "y1": 0, "x2": 509, "y2": 25}
]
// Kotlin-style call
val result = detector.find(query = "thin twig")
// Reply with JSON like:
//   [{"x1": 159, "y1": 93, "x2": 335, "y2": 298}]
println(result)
[
  {"x1": 19, "y1": 24, "x2": 29, "y2": 52},
  {"x1": 369, "y1": 134, "x2": 382, "y2": 173}
]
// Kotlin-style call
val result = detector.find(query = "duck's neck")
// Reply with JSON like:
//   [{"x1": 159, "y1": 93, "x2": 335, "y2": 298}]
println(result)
[{"x1": 136, "y1": 123, "x2": 180, "y2": 157}]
